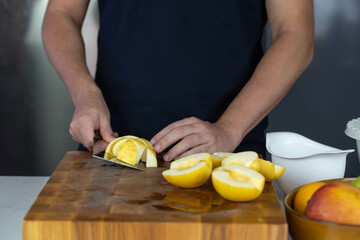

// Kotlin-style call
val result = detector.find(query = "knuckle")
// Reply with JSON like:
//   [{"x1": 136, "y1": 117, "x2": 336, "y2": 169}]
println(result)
[
  {"x1": 78, "y1": 115, "x2": 87, "y2": 124},
  {"x1": 69, "y1": 128, "x2": 74, "y2": 137},
  {"x1": 185, "y1": 116, "x2": 197, "y2": 123},
  {"x1": 196, "y1": 122, "x2": 207, "y2": 130},
  {"x1": 69, "y1": 121, "x2": 76, "y2": 130},
  {"x1": 182, "y1": 136, "x2": 193, "y2": 146},
  {"x1": 169, "y1": 147, "x2": 182, "y2": 160},
  {"x1": 191, "y1": 116, "x2": 199, "y2": 122},
  {"x1": 174, "y1": 127, "x2": 185, "y2": 136}
]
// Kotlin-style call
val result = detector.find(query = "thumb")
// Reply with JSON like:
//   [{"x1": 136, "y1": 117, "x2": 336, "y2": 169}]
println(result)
[{"x1": 100, "y1": 118, "x2": 115, "y2": 143}]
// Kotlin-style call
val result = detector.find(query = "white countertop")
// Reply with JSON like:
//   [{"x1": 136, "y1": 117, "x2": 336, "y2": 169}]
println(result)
[
  {"x1": 0, "y1": 176, "x2": 49, "y2": 240},
  {"x1": 0, "y1": 176, "x2": 288, "y2": 240}
]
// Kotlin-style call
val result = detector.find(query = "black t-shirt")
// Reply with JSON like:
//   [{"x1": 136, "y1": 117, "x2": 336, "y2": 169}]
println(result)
[{"x1": 95, "y1": 0, "x2": 268, "y2": 151}]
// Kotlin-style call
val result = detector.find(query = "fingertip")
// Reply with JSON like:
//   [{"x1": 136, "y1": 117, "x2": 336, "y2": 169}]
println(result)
[
  {"x1": 154, "y1": 144, "x2": 161, "y2": 153},
  {"x1": 102, "y1": 133, "x2": 115, "y2": 143},
  {"x1": 100, "y1": 119, "x2": 115, "y2": 142},
  {"x1": 84, "y1": 140, "x2": 94, "y2": 152},
  {"x1": 100, "y1": 127, "x2": 115, "y2": 142}
]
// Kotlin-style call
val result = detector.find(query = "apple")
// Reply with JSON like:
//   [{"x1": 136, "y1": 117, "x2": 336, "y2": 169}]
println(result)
[{"x1": 304, "y1": 181, "x2": 360, "y2": 225}]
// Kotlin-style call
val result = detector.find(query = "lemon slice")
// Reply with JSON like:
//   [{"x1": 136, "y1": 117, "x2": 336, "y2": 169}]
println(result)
[
  {"x1": 112, "y1": 138, "x2": 145, "y2": 165},
  {"x1": 212, "y1": 165, "x2": 265, "y2": 202},
  {"x1": 123, "y1": 137, "x2": 157, "y2": 167},
  {"x1": 104, "y1": 137, "x2": 127, "y2": 160},
  {"x1": 138, "y1": 138, "x2": 157, "y2": 167},
  {"x1": 105, "y1": 135, "x2": 157, "y2": 167},
  {"x1": 258, "y1": 159, "x2": 285, "y2": 182},
  {"x1": 162, "y1": 153, "x2": 212, "y2": 188},
  {"x1": 221, "y1": 151, "x2": 261, "y2": 171}
]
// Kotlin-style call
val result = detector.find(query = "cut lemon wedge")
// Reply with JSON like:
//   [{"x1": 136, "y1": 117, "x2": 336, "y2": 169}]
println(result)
[
  {"x1": 258, "y1": 159, "x2": 285, "y2": 182},
  {"x1": 221, "y1": 151, "x2": 261, "y2": 171},
  {"x1": 113, "y1": 139, "x2": 145, "y2": 165},
  {"x1": 162, "y1": 153, "x2": 212, "y2": 188},
  {"x1": 220, "y1": 151, "x2": 285, "y2": 182},
  {"x1": 104, "y1": 137, "x2": 127, "y2": 160},
  {"x1": 104, "y1": 135, "x2": 157, "y2": 167},
  {"x1": 138, "y1": 138, "x2": 157, "y2": 167},
  {"x1": 212, "y1": 165, "x2": 265, "y2": 202}
]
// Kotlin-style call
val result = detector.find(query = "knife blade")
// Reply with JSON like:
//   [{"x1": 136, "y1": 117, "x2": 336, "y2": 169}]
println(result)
[{"x1": 92, "y1": 151, "x2": 146, "y2": 171}]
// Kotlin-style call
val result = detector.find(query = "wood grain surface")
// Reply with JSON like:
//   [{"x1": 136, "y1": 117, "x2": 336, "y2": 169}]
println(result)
[{"x1": 23, "y1": 151, "x2": 287, "y2": 240}]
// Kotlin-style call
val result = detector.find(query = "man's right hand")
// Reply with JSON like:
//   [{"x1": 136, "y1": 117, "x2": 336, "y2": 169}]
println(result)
[
  {"x1": 69, "y1": 86, "x2": 117, "y2": 152},
  {"x1": 42, "y1": 0, "x2": 118, "y2": 152}
]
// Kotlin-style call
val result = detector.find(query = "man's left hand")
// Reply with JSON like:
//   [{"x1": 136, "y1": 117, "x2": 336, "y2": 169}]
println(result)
[{"x1": 150, "y1": 117, "x2": 239, "y2": 161}]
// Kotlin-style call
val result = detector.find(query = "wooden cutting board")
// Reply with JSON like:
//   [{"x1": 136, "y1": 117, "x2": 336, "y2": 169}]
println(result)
[{"x1": 23, "y1": 151, "x2": 287, "y2": 240}]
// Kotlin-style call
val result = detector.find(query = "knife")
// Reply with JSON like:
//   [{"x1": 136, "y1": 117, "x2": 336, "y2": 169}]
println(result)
[{"x1": 92, "y1": 151, "x2": 146, "y2": 171}]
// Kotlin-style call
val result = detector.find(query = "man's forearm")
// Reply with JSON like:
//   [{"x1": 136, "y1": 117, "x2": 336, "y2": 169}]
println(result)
[
  {"x1": 42, "y1": 3, "x2": 98, "y2": 106},
  {"x1": 217, "y1": 30, "x2": 314, "y2": 146}
]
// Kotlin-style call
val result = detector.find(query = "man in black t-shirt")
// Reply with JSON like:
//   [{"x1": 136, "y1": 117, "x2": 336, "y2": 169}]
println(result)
[{"x1": 42, "y1": 0, "x2": 314, "y2": 161}]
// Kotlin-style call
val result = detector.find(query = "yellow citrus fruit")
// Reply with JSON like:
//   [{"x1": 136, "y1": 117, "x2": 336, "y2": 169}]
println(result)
[
  {"x1": 221, "y1": 151, "x2": 261, "y2": 171},
  {"x1": 162, "y1": 153, "x2": 212, "y2": 188},
  {"x1": 104, "y1": 137, "x2": 127, "y2": 160},
  {"x1": 138, "y1": 138, "x2": 157, "y2": 167},
  {"x1": 210, "y1": 154, "x2": 224, "y2": 169},
  {"x1": 104, "y1": 136, "x2": 157, "y2": 167},
  {"x1": 294, "y1": 181, "x2": 326, "y2": 214},
  {"x1": 219, "y1": 152, "x2": 285, "y2": 182},
  {"x1": 212, "y1": 165, "x2": 265, "y2": 202},
  {"x1": 113, "y1": 139, "x2": 144, "y2": 165},
  {"x1": 258, "y1": 159, "x2": 285, "y2": 182}
]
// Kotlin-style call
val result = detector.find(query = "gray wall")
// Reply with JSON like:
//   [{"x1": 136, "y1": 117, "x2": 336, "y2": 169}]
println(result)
[
  {"x1": 1, "y1": 0, "x2": 359, "y2": 177},
  {"x1": 266, "y1": 1, "x2": 360, "y2": 177}
]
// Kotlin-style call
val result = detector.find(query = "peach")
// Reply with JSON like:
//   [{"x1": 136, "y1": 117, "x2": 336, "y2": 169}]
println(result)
[{"x1": 304, "y1": 181, "x2": 360, "y2": 225}]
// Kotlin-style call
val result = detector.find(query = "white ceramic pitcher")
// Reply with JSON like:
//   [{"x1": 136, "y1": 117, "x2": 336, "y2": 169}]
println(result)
[{"x1": 266, "y1": 132, "x2": 354, "y2": 194}]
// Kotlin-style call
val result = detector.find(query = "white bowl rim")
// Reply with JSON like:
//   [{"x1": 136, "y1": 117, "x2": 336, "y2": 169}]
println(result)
[{"x1": 266, "y1": 131, "x2": 354, "y2": 159}]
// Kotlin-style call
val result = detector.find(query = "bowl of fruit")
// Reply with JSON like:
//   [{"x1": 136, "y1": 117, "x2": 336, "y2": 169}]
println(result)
[{"x1": 284, "y1": 177, "x2": 360, "y2": 240}]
